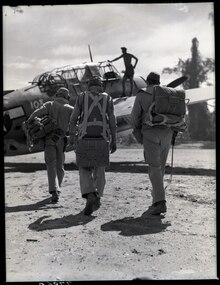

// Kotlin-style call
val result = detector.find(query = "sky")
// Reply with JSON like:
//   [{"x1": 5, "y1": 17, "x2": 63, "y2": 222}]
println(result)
[{"x1": 3, "y1": 3, "x2": 215, "y2": 91}]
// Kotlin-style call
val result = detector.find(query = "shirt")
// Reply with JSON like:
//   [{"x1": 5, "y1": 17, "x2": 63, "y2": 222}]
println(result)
[{"x1": 130, "y1": 85, "x2": 154, "y2": 130}]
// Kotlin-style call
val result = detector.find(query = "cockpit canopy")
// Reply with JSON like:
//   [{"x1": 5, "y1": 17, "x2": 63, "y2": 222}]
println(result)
[{"x1": 31, "y1": 61, "x2": 120, "y2": 97}]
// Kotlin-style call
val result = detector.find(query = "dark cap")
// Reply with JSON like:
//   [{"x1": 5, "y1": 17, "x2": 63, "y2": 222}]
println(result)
[
  {"x1": 121, "y1": 47, "x2": 127, "y2": 51},
  {"x1": 55, "y1": 87, "x2": 70, "y2": 100},
  {"x1": 146, "y1": 72, "x2": 160, "y2": 83},
  {"x1": 88, "y1": 76, "x2": 103, "y2": 88}
]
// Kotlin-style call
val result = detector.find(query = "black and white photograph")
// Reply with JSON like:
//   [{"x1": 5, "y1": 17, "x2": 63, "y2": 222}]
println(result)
[{"x1": 3, "y1": 3, "x2": 216, "y2": 282}]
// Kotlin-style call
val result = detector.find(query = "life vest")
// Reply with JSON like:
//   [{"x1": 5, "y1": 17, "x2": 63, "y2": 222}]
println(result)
[
  {"x1": 144, "y1": 85, "x2": 187, "y2": 132},
  {"x1": 78, "y1": 91, "x2": 110, "y2": 140}
]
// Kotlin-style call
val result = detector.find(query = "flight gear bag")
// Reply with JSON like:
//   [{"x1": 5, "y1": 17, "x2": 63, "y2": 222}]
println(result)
[
  {"x1": 76, "y1": 138, "x2": 110, "y2": 168},
  {"x1": 145, "y1": 85, "x2": 187, "y2": 132}
]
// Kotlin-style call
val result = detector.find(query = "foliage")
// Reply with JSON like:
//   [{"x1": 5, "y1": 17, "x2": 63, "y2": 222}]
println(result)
[{"x1": 162, "y1": 37, "x2": 215, "y2": 141}]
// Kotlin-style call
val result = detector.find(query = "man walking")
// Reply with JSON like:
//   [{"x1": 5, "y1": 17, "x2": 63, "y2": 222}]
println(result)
[
  {"x1": 131, "y1": 72, "x2": 173, "y2": 215},
  {"x1": 69, "y1": 76, "x2": 117, "y2": 215},
  {"x1": 27, "y1": 87, "x2": 74, "y2": 203},
  {"x1": 108, "y1": 47, "x2": 138, "y2": 97}
]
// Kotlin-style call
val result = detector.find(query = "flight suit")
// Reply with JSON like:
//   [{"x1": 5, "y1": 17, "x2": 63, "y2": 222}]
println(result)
[
  {"x1": 70, "y1": 90, "x2": 116, "y2": 199},
  {"x1": 131, "y1": 85, "x2": 173, "y2": 204},
  {"x1": 28, "y1": 96, "x2": 74, "y2": 195}
]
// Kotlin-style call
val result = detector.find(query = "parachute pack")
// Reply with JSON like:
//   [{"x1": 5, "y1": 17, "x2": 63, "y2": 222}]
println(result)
[
  {"x1": 145, "y1": 85, "x2": 187, "y2": 132},
  {"x1": 23, "y1": 115, "x2": 57, "y2": 150},
  {"x1": 77, "y1": 91, "x2": 110, "y2": 140},
  {"x1": 75, "y1": 91, "x2": 110, "y2": 167},
  {"x1": 25, "y1": 115, "x2": 57, "y2": 140}
]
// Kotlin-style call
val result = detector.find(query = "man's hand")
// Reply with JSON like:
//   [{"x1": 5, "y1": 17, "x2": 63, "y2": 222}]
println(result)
[
  {"x1": 110, "y1": 140, "x2": 117, "y2": 154},
  {"x1": 68, "y1": 135, "x2": 77, "y2": 150},
  {"x1": 132, "y1": 129, "x2": 143, "y2": 144}
]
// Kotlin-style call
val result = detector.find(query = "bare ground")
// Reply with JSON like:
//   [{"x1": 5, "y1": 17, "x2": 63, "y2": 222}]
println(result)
[{"x1": 4, "y1": 145, "x2": 217, "y2": 281}]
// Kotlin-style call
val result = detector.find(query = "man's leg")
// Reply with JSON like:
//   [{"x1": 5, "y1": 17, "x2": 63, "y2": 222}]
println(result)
[
  {"x1": 56, "y1": 138, "x2": 65, "y2": 187},
  {"x1": 79, "y1": 167, "x2": 98, "y2": 215},
  {"x1": 129, "y1": 77, "x2": 134, "y2": 96},
  {"x1": 143, "y1": 129, "x2": 165, "y2": 204},
  {"x1": 93, "y1": 166, "x2": 106, "y2": 198},
  {"x1": 160, "y1": 129, "x2": 173, "y2": 178},
  {"x1": 122, "y1": 75, "x2": 127, "y2": 97},
  {"x1": 44, "y1": 144, "x2": 60, "y2": 201}
]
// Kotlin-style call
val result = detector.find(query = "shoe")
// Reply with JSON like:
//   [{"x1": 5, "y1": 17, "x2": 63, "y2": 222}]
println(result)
[
  {"x1": 93, "y1": 196, "x2": 101, "y2": 211},
  {"x1": 51, "y1": 191, "x2": 60, "y2": 203},
  {"x1": 150, "y1": 200, "x2": 167, "y2": 215},
  {"x1": 84, "y1": 193, "x2": 97, "y2": 215}
]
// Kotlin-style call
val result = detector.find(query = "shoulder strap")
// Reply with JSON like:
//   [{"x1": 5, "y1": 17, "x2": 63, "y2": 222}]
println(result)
[{"x1": 78, "y1": 91, "x2": 109, "y2": 140}]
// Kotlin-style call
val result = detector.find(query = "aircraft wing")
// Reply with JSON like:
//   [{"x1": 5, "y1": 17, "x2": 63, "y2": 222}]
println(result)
[
  {"x1": 113, "y1": 86, "x2": 215, "y2": 133},
  {"x1": 185, "y1": 86, "x2": 215, "y2": 105}
]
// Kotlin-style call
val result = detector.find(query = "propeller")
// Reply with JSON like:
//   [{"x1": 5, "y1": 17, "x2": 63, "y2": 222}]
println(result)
[
  {"x1": 140, "y1": 75, "x2": 188, "y2": 88},
  {"x1": 166, "y1": 75, "x2": 188, "y2": 88}
]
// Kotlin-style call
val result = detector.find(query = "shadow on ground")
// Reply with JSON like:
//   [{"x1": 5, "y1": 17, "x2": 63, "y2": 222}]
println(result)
[
  {"x1": 4, "y1": 161, "x2": 216, "y2": 176},
  {"x1": 28, "y1": 211, "x2": 95, "y2": 231},
  {"x1": 5, "y1": 197, "x2": 63, "y2": 213},
  {"x1": 101, "y1": 210, "x2": 171, "y2": 236}
]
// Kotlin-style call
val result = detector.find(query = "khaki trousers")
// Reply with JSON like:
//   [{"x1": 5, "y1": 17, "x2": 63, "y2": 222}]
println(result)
[
  {"x1": 44, "y1": 137, "x2": 65, "y2": 193},
  {"x1": 79, "y1": 166, "x2": 106, "y2": 198},
  {"x1": 142, "y1": 127, "x2": 173, "y2": 204}
]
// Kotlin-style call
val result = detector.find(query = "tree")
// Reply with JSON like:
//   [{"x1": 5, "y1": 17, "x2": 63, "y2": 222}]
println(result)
[{"x1": 162, "y1": 37, "x2": 215, "y2": 141}]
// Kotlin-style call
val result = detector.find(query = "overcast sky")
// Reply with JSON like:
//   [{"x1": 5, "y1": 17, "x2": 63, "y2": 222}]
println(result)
[{"x1": 3, "y1": 3, "x2": 215, "y2": 90}]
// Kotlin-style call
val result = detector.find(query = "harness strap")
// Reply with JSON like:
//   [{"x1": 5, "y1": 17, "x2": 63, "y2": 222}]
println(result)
[{"x1": 78, "y1": 91, "x2": 109, "y2": 140}]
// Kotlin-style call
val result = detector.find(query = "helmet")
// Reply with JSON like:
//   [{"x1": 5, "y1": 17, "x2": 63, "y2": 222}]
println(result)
[
  {"x1": 88, "y1": 76, "x2": 103, "y2": 88},
  {"x1": 55, "y1": 87, "x2": 70, "y2": 100},
  {"x1": 146, "y1": 72, "x2": 160, "y2": 84}
]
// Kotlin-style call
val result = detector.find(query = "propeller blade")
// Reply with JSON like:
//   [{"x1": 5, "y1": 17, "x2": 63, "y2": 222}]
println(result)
[{"x1": 166, "y1": 75, "x2": 188, "y2": 88}]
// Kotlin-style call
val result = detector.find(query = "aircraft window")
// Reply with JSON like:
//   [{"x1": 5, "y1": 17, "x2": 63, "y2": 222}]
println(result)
[
  {"x1": 60, "y1": 69, "x2": 77, "y2": 80},
  {"x1": 103, "y1": 71, "x2": 118, "y2": 80},
  {"x1": 38, "y1": 73, "x2": 67, "y2": 96},
  {"x1": 88, "y1": 66, "x2": 101, "y2": 77},
  {"x1": 75, "y1": 68, "x2": 87, "y2": 82},
  {"x1": 4, "y1": 106, "x2": 25, "y2": 120},
  {"x1": 99, "y1": 63, "x2": 120, "y2": 80}
]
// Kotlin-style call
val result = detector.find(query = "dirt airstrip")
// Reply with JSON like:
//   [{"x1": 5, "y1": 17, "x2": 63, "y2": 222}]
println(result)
[{"x1": 4, "y1": 143, "x2": 217, "y2": 281}]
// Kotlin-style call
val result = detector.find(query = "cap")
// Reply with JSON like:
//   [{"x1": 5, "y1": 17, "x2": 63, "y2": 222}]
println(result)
[
  {"x1": 55, "y1": 87, "x2": 70, "y2": 100},
  {"x1": 88, "y1": 76, "x2": 103, "y2": 88},
  {"x1": 121, "y1": 47, "x2": 127, "y2": 51},
  {"x1": 146, "y1": 72, "x2": 160, "y2": 83}
]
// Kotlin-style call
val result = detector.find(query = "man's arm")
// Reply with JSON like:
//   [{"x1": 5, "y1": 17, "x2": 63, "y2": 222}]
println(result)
[
  {"x1": 69, "y1": 96, "x2": 82, "y2": 136},
  {"x1": 130, "y1": 95, "x2": 143, "y2": 144},
  {"x1": 132, "y1": 55, "x2": 138, "y2": 68},
  {"x1": 131, "y1": 95, "x2": 142, "y2": 129},
  {"x1": 108, "y1": 54, "x2": 123, "y2": 63},
  {"x1": 107, "y1": 96, "x2": 117, "y2": 153},
  {"x1": 28, "y1": 102, "x2": 51, "y2": 121}
]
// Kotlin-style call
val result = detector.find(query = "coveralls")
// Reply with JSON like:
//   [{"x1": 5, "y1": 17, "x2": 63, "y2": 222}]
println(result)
[
  {"x1": 69, "y1": 91, "x2": 117, "y2": 198},
  {"x1": 28, "y1": 97, "x2": 74, "y2": 194},
  {"x1": 131, "y1": 85, "x2": 173, "y2": 204}
]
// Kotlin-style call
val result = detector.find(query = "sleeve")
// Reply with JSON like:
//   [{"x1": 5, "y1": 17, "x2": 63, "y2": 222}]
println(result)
[
  {"x1": 107, "y1": 95, "x2": 117, "y2": 141},
  {"x1": 69, "y1": 95, "x2": 83, "y2": 135},
  {"x1": 28, "y1": 102, "x2": 51, "y2": 121},
  {"x1": 130, "y1": 94, "x2": 142, "y2": 130}
]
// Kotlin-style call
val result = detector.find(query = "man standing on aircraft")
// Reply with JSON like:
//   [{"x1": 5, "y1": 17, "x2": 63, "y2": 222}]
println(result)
[
  {"x1": 27, "y1": 87, "x2": 74, "y2": 203},
  {"x1": 108, "y1": 47, "x2": 138, "y2": 97},
  {"x1": 131, "y1": 72, "x2": 173, "y2": 215},
  {"x1": 69, "y1": 76, "x2": 117, "y2": 215}
]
